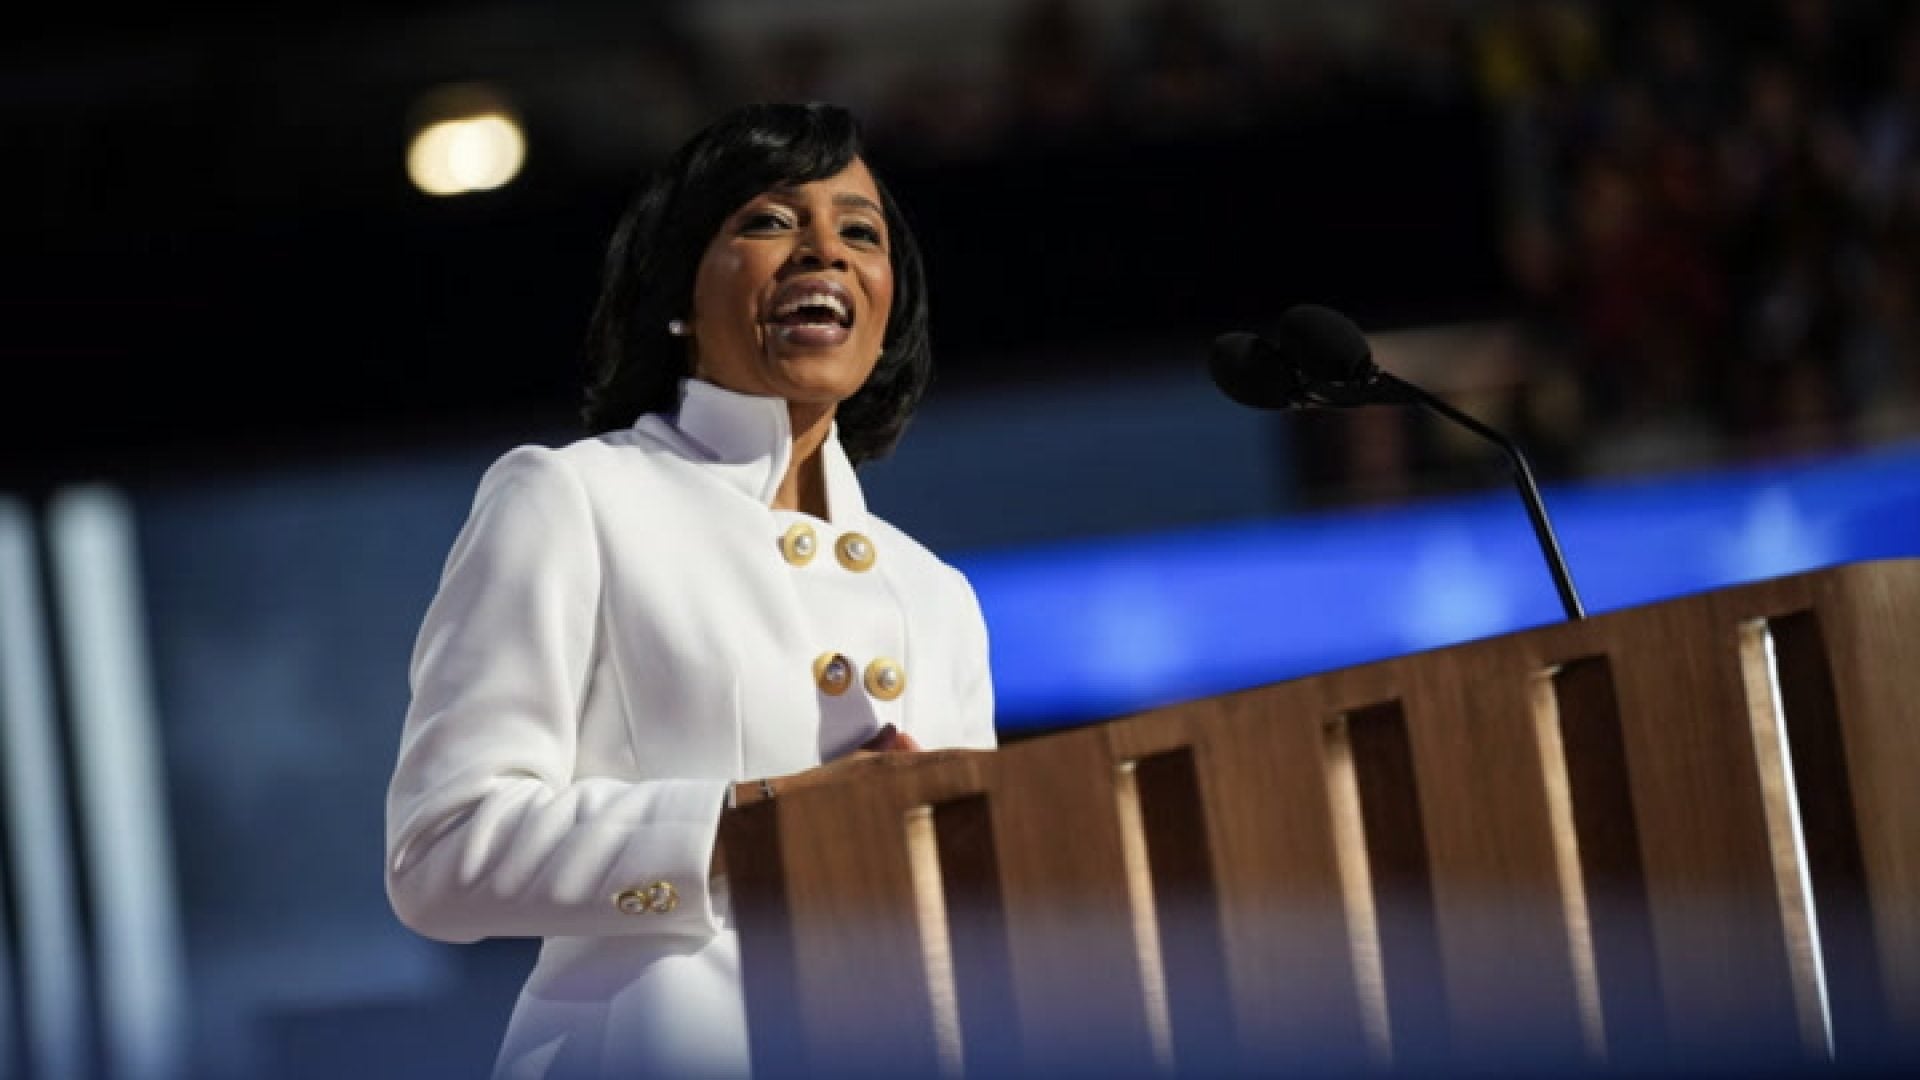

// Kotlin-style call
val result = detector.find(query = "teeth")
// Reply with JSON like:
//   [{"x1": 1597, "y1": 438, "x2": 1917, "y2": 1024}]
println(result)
[{"x1": 772, "y1": 292, "x2": 849, "y2": 322}]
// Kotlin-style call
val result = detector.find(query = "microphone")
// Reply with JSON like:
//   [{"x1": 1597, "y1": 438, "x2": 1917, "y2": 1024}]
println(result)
[{"x1": 1212, "y1": 304, "x2": 1587, "y2": 621}]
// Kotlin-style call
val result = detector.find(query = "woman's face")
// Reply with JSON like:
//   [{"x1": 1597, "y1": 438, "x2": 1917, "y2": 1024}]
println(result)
[{"x1": 687, "y1": 157, "x2": 895, "y2": 409}]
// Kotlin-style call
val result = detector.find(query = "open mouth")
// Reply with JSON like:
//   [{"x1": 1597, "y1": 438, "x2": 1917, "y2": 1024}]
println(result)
[{"x1": 767, "y1": 280, "x2": 855, "y2": 332}]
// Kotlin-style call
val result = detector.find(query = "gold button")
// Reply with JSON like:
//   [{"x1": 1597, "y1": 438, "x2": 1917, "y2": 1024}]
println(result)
[
  {"x1": 864, "y1": 657, "x2": 906, "y2": 701},
  {"x1": 613, "y1": 881, "x2": 679, "y2": 915},
  {"x1": 780, "y1": 522, "x2": 818, "y2": 567},
  {"x1": 835, "y1": 531, "x2": 876, "y2": 572},
  {"x1": 813, "y1": 652, "x2": 854, "y2": 696}
]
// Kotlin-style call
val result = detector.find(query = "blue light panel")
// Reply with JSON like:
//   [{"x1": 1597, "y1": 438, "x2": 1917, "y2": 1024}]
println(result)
[{"x1": 960, "y1": 441, "x2": 1920, "y2": 729}]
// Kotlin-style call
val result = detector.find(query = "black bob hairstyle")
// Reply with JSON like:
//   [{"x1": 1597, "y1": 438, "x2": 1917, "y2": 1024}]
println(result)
[{"x1": 581, "y1": 102, "x2": 932, "y2": 465}]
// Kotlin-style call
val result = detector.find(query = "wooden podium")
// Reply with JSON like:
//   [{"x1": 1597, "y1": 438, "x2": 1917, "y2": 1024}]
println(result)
[{"x1": 720, "y1": 559, "x2": 1920, "y2": 1076}]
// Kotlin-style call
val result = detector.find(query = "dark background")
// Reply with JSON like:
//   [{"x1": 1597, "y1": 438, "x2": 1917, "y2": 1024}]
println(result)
[
  {"x1": 3, "y1": 2, "x2": 1508, "y2": 486},
  {"x1": 12, "y1": 0, "x2": 1915, "y2": 502}
]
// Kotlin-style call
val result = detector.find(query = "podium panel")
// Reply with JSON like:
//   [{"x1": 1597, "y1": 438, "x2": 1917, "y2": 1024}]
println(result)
[{"x1": 722, "y1": 560, "x2": 1920, "y2": 1075}]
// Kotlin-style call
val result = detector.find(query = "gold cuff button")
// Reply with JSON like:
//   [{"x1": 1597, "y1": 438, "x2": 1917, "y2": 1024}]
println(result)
[
  {"x1": 614, "y1": 881, "x2": 679, "y2": 915},
  {"x1": 813, "y1": 652, "x2": 854, "y2": 696},
  {"x1": 864, "y1": 657, "x2": 906, "y2": 701},
  {"x1": 835, "y1": 532, "x2": 876, "y2": 572},
  {"x1": 780, "y1": 522, "x2": 818, "y2": 567}
]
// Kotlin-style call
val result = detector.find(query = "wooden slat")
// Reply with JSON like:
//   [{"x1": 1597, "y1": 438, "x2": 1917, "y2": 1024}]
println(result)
[
  {"x1": 1111, "y1": 685, "x2": 1375, "y2": 1073},
  {"x1": 1542, "y1": 655, "x2": 1668, "y2": 1063},
  {"x1": 732, "y1": 770, "x2": 940, "y2": 1076},
  {"x1": 728, "y1": 750, "x2": 994, "y2": 1075},
  {"x1": 928, "y1": 793, "x2": 1022, "y2": 1075},
  {"x1": 1396, "y1": 641, "x2": 1589, "y2": 1069},
  {"x1": 975, "y1": 727, "x2": 1159, "y2": 1074},
  {"x1": 1529, "y1": 666, "x2": 1610, "y2": 1060},
  {"x1": 1608, "y1": 586, "x2": 1806, "y2": 1065},
  {"x1": 1816, "y1": 562, "x2": 1920, "y2": 1060},
  {"x1": 1342, "y1": 699, "x2": 1452, "y2": 1066}
]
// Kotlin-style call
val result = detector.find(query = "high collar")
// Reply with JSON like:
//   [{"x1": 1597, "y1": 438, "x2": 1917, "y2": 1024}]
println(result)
[{"x1": 667, "y1": 378, "x2": 868, "y2": 522}]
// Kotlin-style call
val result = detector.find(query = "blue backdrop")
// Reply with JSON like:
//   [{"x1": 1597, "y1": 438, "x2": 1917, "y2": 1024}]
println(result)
[{"x1": 965, "y1": 439, "x2": 1920, "y2": 728}]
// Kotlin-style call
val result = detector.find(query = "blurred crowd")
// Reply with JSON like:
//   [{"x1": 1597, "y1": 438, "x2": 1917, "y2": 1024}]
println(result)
[
  {"x1": 745, "y1": 1, "x2": 1479, "y2": 173},
  {"x1": 672, "y1": 0, "x2": 1920, "y2": 497},
  {"x1": 1479, "y1": 0, "x2": 1920, "y2": 488}
]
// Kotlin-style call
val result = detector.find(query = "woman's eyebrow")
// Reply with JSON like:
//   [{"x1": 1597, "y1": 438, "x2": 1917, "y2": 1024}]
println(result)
[
  {"x1": 758, "y1": 189, "x2": 882, "y2": 217},
  {"x1": 832, "y1": 192, "x2": 884, "y2": 216}
]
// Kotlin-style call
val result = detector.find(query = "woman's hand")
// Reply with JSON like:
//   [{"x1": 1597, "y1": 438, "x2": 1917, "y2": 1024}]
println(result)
[
  {"x1": 715, "y1": 725, "x2": 985, "y2": 876},
  {"x1": 730, "y1": 723, "x2": 922, "y2": 808},
  {"x1": 858, "y1": 722, "x2": 922, "y2": 754}
]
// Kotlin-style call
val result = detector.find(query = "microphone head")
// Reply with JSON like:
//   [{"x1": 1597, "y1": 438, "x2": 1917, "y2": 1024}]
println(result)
[
  {"x1": 1274, "y1": 303, "x2": 1375, "y2": 384},
  {"x1": 1208, "y1": 331, "x2": 1297, "y2": 410},
  {"x1": 1209, "y1": 304, "x2": 1377, "y2": 411}
]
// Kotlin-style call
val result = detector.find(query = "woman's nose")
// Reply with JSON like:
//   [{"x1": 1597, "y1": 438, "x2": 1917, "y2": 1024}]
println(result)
[{"x1": 792, "y1": 223, "x2": 849, "y2": 270}]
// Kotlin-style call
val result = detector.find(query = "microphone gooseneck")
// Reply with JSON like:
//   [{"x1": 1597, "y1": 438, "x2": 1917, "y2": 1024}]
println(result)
[{"x1": 1211, "y1": 305, "x2": 1587, "y2": 622}]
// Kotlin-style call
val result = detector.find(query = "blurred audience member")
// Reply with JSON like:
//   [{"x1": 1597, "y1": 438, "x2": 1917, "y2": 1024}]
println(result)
[
  {"x1": 1121, "y1": 0, "x2": 1255, "y2": 134},
  {"x1": 1001, "y1": 0, "x2": 1113, "y2": 149}
]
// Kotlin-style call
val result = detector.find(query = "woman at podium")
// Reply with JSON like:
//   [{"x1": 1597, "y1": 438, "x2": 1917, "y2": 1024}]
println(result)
[{"x1": 382, "y1": 101, "x2": 997, "y2": 1078}]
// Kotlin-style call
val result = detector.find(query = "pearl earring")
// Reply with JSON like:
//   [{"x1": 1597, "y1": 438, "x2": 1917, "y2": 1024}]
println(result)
[{"x1": 667, "y1": 319, "x2": 690, "y2": 337}]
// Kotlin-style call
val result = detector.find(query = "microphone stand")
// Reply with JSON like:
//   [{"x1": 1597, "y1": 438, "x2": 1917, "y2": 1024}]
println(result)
[{"x1": 1375, "y1": 373, "x2": 1587, "y2": 621}]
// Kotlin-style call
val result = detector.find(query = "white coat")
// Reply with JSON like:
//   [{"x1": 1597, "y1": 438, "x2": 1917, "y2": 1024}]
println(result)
[{"x1": 384, "y1": 378, "x2": 997, "y2": 1078}]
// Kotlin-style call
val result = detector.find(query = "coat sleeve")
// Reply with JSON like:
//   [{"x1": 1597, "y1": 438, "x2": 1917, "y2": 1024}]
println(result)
[{"x1": 384, "y1": 445, "x2": 729, "y2": 944}]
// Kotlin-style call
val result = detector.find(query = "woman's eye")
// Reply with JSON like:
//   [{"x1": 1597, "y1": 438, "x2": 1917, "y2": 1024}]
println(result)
[
  {"x1": 741, "y1": 211, "x2": 792, "y2": 232},
  {"x1": 843, "y1": 221, "x2": 884, "y2": 246}
]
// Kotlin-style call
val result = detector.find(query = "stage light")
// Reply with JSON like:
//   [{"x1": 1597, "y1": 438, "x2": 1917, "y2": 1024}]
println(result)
[{"x1": 405, "y1": 84, "x2": 526, "y2": 197}]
